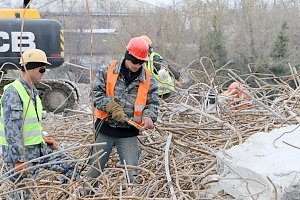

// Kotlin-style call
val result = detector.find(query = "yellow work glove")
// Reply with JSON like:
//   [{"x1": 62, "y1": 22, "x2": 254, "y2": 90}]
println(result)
[{"x1": 106, "y1": 101, "x2": 127, "y2": 123}]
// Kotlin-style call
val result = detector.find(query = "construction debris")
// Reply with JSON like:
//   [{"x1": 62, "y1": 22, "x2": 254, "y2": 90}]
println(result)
[
  {"x1": 215, "y1": 125, "x2": 300, "y2": 200},
  {"x1": 1, "y1": 62, "x2": 300, "y2": 199}
]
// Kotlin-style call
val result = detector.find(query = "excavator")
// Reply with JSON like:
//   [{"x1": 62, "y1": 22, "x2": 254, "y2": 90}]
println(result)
[{"x1": 0, "y1": 0, "x2": 79, "y2": 113}]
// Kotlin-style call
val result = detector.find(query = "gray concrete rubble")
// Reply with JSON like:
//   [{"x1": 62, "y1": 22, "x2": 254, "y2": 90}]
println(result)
[{"x1": 215, "y1": 125, "x2": 300, "y2": 200}]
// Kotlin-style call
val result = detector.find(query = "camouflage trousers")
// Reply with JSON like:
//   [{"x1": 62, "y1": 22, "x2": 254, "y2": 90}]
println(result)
[{"x1": 4, "y1": 143, "x2": 78, "y2": 200}]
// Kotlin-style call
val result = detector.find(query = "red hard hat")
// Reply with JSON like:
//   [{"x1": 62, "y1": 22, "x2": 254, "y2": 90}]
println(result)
[
  {"x1": 228, "y1": 82, "x2": 247, "y2": 97},
  {"x1": 140, "y1": 35, "x2": 152, "y2": 46},
  {"x1": 126, "y1": 37, "x2": 149, "y2": 61},
  {"x1": 228, "y1": 82, "x2": 240, "y2": 91}
]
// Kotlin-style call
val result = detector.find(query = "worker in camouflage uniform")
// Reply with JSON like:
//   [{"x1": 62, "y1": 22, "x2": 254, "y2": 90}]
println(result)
[
  {"x1": 89, "y1": 37, "x2": 159, "y2": 187},
  {"x1": 0, "y1": 49, "x2": 77, "y2": 199}
]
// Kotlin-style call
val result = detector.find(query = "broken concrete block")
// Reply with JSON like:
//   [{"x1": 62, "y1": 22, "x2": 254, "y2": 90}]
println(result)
[{"x1": 215, "y1": 125, "x2": 300, "y2": 200}]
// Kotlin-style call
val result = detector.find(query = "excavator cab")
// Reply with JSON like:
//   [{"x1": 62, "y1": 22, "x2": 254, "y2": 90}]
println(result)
[{"x1": 0, "y1": 2, "x2": 78, "y2": 113}]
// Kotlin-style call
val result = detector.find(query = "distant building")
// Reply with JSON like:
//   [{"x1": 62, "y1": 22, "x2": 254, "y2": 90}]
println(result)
[
  {"x1": 38, "y1": 0, "x2": 162, "y2": 29},
  {"x1": 1, "y1": 0, "x2": 166, "y2": 68},
  {"x1": 35, "y1": 0, "x2": 164, "y2": 66}
]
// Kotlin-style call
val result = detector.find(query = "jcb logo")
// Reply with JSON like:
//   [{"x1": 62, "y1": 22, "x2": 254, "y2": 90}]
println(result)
[{"x1": 0, "y1": 31, "x2": 36, "y2": 52}]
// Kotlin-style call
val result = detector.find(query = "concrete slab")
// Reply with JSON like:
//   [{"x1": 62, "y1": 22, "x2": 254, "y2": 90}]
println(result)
[{"x1": 216, "y1": 125, "x2": 300, "y2": 200}]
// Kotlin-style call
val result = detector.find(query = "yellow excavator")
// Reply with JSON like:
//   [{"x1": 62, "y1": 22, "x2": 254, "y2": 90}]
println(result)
[{"x1": 0, "y1": 0, "x2": 79, "y2": 112}]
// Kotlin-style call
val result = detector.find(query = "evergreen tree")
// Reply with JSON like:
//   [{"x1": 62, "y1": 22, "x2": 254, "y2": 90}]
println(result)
[
  {"x1": 200, "y1": 15, "x2": 228, "y2": 69},
  {"x1": 270, "y1": 21, "x2": 289, "y2": 62},
  {"x1": 269, "y1": 21, "x2": 290, "y2": 85}
]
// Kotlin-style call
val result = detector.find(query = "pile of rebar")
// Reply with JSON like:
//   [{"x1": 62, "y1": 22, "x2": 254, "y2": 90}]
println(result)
[{"x1": 1, "y1": 59, "x2": 300, "y2": 199}]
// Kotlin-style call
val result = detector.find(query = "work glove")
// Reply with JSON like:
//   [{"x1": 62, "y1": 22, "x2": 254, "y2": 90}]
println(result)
[
  {"x1": 158, "y1": 69, "x2": 169, "y2": 82},
  {"x1": 106, "y1": 100, "x2": 127, "y2": 123},
  {"x1": 44, "y1": 136, "x2": 58, "y2": 149},
  {"x1": 15, "y1": 162, "x2": 30, "y2": 175}
]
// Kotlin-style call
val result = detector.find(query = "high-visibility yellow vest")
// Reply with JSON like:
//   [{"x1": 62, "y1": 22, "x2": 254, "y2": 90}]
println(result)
[
  {"x1": 146, "y1": 52, "x2": 175, "y2": 95},
  {"x1": 0, "y1": 80, "x2": 44, "y2": 146}
]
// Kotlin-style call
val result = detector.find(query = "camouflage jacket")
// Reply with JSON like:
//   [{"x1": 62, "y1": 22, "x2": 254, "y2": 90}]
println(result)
[
  {"x1": 93, "y1": 58, "x2": 160, "y2": 123},
  {"x1": 1, "y1": 79, "x2": 42, "y2": 163}
]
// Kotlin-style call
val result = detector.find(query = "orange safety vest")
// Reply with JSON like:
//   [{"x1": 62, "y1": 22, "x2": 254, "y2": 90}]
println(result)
[{"x1": 94, "y1": 60, "x2": 151, "y2": 126}]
